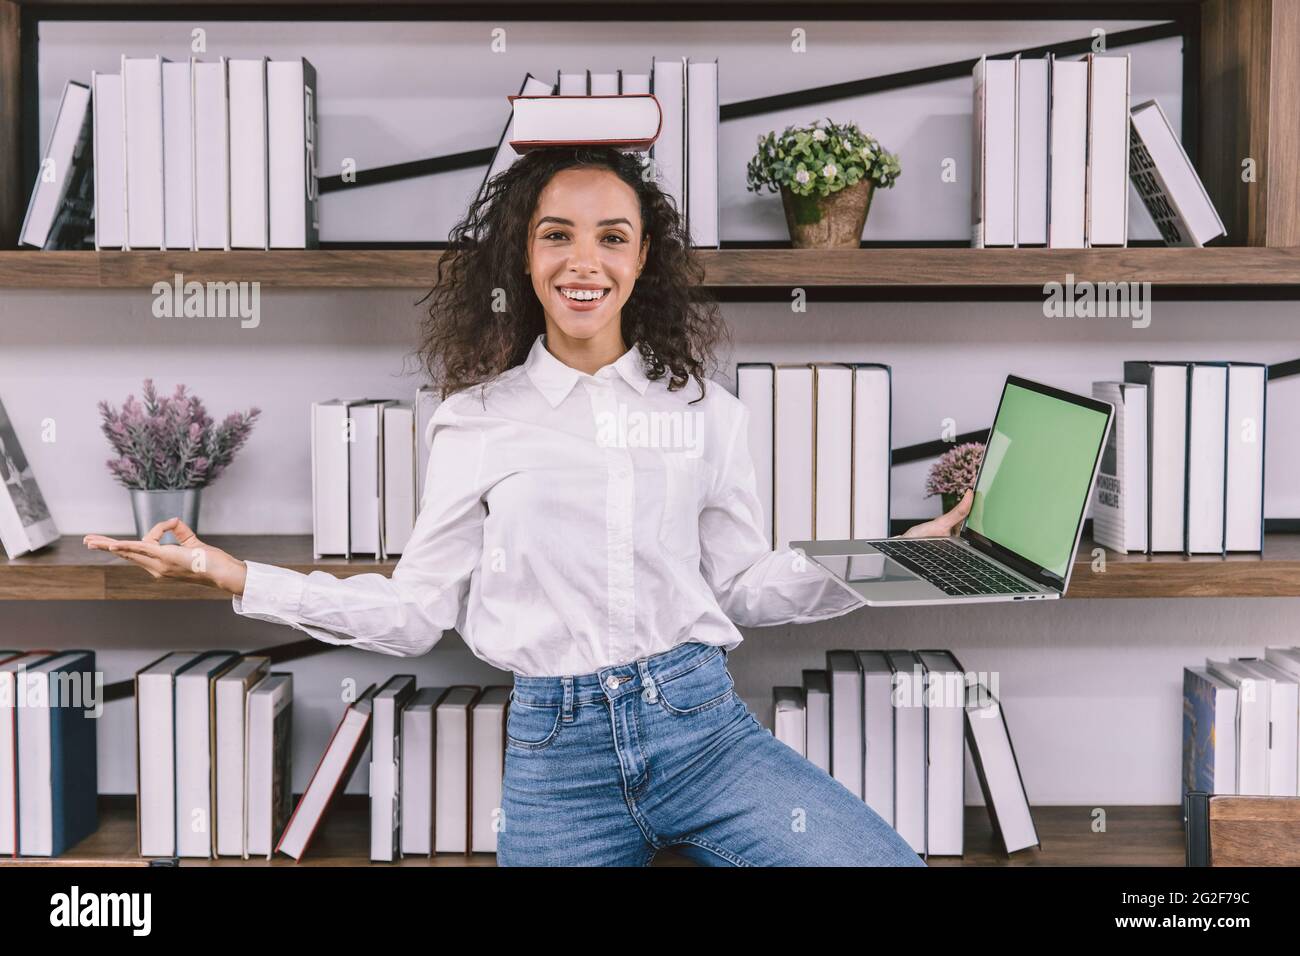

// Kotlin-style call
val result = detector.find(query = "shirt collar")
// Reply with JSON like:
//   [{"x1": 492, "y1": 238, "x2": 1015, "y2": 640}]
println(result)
[{"x1": 524, "y1": 333, "x2": 650, "y2": 408}]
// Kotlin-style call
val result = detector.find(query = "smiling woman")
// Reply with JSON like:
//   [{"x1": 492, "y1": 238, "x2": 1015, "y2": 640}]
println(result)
[{"x1": 83, "y1": 144, "x2": 971, "y2": 869}]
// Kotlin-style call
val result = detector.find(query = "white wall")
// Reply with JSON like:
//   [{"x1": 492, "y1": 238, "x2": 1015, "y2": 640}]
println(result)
[{"x1": 6, "y1": 16, "x2": 1296, "y2": 807}]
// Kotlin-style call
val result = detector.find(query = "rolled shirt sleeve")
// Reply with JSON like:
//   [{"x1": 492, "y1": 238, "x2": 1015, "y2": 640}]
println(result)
[
  {"x1": 231, "y1": 398, "x2": 486, "y2": 657},
  {"x1": 698, "y1": 402, "x2": 868, "y2": 627}
]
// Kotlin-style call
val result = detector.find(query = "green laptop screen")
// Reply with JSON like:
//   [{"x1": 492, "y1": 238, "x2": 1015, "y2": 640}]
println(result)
[{"x1": 965, "y1": 382, "x2": 1109, "y2": 579}]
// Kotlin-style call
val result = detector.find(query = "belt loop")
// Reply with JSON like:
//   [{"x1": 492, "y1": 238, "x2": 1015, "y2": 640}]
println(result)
[{"x1": 562, "y1": 676, "x2": 574, "y2": 721}]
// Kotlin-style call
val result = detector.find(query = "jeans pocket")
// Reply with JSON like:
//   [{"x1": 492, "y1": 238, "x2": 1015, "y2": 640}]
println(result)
[
  {"x1": 659, "y1": 451, "x2": 703, "y2": 562},
  {"x1": 655, "y1": 647, "x2": 736, "y2": 716},
  {"x1": 505, "y1": 691, "x2": 562, "y2": 751}
]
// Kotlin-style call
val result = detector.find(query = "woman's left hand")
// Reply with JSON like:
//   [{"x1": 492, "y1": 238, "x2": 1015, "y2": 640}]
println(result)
[{"x1": 897, "y1": 488, "x2": 972, "y2": 539}]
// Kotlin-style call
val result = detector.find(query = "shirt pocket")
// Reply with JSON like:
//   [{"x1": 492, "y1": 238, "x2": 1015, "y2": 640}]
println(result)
[{"x1": 659, "y1": 450, "x2": 705, "y2": 562}]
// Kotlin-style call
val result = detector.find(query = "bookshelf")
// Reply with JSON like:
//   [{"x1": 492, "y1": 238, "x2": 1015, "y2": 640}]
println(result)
[
  {"x1": 5, "y1": 533, "x2": 1300, "y2": 600},
  {"x1": 1, "y1": 0, "x2": 1297, "y2": 870}
]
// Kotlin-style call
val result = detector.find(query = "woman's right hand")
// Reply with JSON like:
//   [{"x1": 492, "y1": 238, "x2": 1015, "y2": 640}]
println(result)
[{"x1": 83, "y1": 518, "x2": 248, "y2": 596}]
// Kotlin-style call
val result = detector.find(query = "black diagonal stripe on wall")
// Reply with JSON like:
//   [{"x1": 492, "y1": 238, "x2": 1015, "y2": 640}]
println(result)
[{"x1": 319, "y1": 22, "x2": 1182, "y2": 194}]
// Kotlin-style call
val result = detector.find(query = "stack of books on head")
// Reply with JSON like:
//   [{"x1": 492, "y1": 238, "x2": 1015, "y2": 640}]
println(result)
[
  {"x1": 1091, "y1": 361, "x2": 1267, "y2": 555},
  {"x1": 311, "y1": 387, "x2": 442, "y2": 560},
  {"x1": 135, "y1": 651, "x2": 292, "y2": 859},
  {"x1": 484, "y1": 56, "x2": 719, "y2": 248},
  {"x1": 275, "y1": 677, "x2": 511, "y2": 861},
  {"x1": 1183, "y1": 649, "x2": 1300, "y2": 813},
  {"x1": 21, "y1": 55, "x2": 319, "y2": 251},
  {"x1": 772, "y1": 649, "x2": 1039, "y2": 859},
  {"x1": 971, "y1": 53, "x2": 1224, "y2": 248},
  {"x1": 736, "y1": 362, "x2": 891, "y2": 552},
  {"x1": 0, "y1": 650, "x2": 98, "y2": 858}
]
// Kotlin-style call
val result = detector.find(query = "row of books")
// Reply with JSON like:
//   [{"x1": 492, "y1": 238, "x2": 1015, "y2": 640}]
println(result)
[
  {"x1": 771, "y1": 649, "x2": 1038, "y2": 858},
  {"x1": 280, "y1": 676, "x2": 509, "y2": 861},
  {"x1": 971, "y1": 52, "x2": 1225, "y2": 248},
  {"x1": 1183, "y1": 648, "x2": 1300, "y2": 803},
  {"x1": 737, "y1": 362, "x2": 891, "y2": 551},
  {"x1": 484, "y1": 58, "x2": 719, "y2": 247},
  {"x1": 0, "y1": 650, "x2": 98, "y2": 858},
  {"x1": 134, "y1": 652, "x2": 509, "y2": 860},
  {"x1": 310, "y1": 388, "x2": 441, "y2": 559},
  {"x1": 1092, "y1": 361, "x2": 1267, "y2": 555},
  {"x1": 21, "y1": 55, "x2": 320, "y2": 252}
]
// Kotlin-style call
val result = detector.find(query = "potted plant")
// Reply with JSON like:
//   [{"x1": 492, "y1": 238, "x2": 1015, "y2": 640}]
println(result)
[
  {"x1": 98, "y1": 380, "x2": 259, "y2": 543},
  {"x1": 746, "y1": 118, "x2": 901, "y2": 248},
  {"x1": 926, "y1": 441, "x2": 985, "y2": 514}
]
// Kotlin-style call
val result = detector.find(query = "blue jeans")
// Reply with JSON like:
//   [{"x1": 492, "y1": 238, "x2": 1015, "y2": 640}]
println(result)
[{"x1": 498, "y1": 639, "x2": 927, "y2": 867}]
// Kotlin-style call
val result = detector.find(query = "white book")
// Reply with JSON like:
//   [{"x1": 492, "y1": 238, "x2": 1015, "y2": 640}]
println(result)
[
  {"x1": 1, "y1": 654, "x2": 55, "y2": 855},
  {"x1": 92, "y1": 71, "x2": 126, "y2": 250},
  {"x1": 773, "y1": 364, "x2": 814, "y2": 550},
  {"x1": 1225, "y1": 363, "x2": 1266, "y2": 552},
  {"x1": 400, "y1": 688, "x2": 445, "y2": 857},
  {"x1": 918, "y1": 651, "x2": 964, "y2": 857},
  {"x1": 965, "y1": 671, "x2": 1040, "y2": 853},
  {"x1": 813, "y1": 365, "x2": 853, "y2": 540},
  {"x1": 1048, "y1": 55, "x2": 1088, "y2": 248},
  {"x1": 857, "y1": 651, "x2": 895, "y2": 826},
  {"x1": 383, "y1": 402, "x2": 417, "y2": 557},
  {"x1": 651, "y1": 56, "x2": 686, "y2": 219},
  {"x1": 191, "y1": 57, "x2": 230, "y2": 250},
  {"x1": 1124, "y1": 362, "x2": 1188, "y2": 553},
  {"x1": 589, "y1": 71, "x2": 620, "y2": 94},
  {"x1": 851, "y1": 365, "x2": 891, "y2": 539},
  {"x1": 888, "y1": 650, "x2": 927, "y2": 856},
  {"x1": 136, "y1": 651, "x2": 205, "y2": 857},
  {"x1": 228, "y1": 58, "x2": 269, "y2": 250},
  {"x1": 349, "y1": 400, "x2": 391, "y2": 557},
  {"x1": 161, "y1": 60, "x2": 193, "y2": 250},
  {"x1": 1084, "y1": 54, "x2": 1131, "y2": 247},
  {"x1": 0, "y1": 396, "x2": 59, "y2": 558},
  {"x1": 802, "y1": 670, "x2": 830, "y2": 773},
  {"x1": 1015, "y1": 55, "x2": 1049, "y2": 246},
  {"x1": 621, "y1": 72, "x2": 650, "y2": 94},
  {"x1": 1129, "y1": 99, "x2": 1225, "y2": 246},
  {"x1": 277, "y1": 687, "x2": 375, "y2": 860},
  {"x1": 971, "y1": 55, "x2": 1017, "y2": 247},
  {"x1": 214, "y1": 656, "x2": 270, "y2": 857},
  {"x1": 772, "y1": 687, "x2": 806, "y2": 757},
  {"x1": 1186, "y1": 364, "x2": 1228, "y2": 555},
  {"x1": 311, "y1": 400, "x2": 353, "y2": 558},
  {"x1": 435, "y1": 687, "x2": 476, "y2": 854},
  {"x1": 244, "y1": 673, "x2": 292, "y2": 858},
  {"x1": 736, "y1": 363, "x2": 775, "y2": 549},
  {"x1": 1091, "y1": 382, "x2": 1147, "y2": 553},
  {"x1": 369, "y1": 675, "x2": 416, "y2": 862},
  {"x1": 175, "y1": 652, "x2": 239, "y2": 858},
  {"x1": 557, "y1": 71, "x2": 587, "y2": 94},
  {"x1": 471, "y1": 687, "x2": 510, "y2": 853},
  {"x1": 20, "y1": 81, "x2": 92, "y2": 249},
  {"x1": 1206, "y1": 659, "x2": 1270, "y2": 796},
  {"x1": 267, "y1": 58, "x2": 319, "y2": 248},
  {"x1": 479, "y1": 73, "x2": 554, "y2": 203},
  {"x1": 123, "y1": 55, "x2": 165, "y2": 250},
  {"x1": 686, "y1": 57, "x2": 719, "y2": 248},
  {"x1": 415, "y1": 386, "x2": 442, "y2": 512},
  {"x1": 1235, "y1": 661, "x2": 1298, "y2": 797},
  {"x1": 827, "y1": 651, "x2": 863, "y2": 800}
]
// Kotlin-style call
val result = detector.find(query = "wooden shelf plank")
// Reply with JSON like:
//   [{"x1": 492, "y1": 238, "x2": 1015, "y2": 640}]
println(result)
[
  {"x1": 2, "y1": 247, "x2": 1300, "y2": 290},
  {"x1": 0, "y1": 799, "x2": 1187, "y2": 867},
  {"x1": 3, "y1": 534, "x2": 1297, "y2": 600}
]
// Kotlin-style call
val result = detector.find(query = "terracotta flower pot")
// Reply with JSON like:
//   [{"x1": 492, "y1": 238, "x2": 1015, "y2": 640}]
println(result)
[{"x1": 780, "y1": 179, "x2": 875, "y2": 249}]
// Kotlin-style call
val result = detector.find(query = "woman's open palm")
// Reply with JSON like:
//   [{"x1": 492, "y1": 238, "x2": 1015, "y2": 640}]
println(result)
[{"x1": 83, "y1": 518, "x2": 246, "y2": 594}]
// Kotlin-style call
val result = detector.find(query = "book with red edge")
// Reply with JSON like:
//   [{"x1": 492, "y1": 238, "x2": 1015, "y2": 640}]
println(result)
[
  {"x1": 275, "y1": 683, "x2": 377, "y2": 861},
  {"x1": 506, "y1": 93, "x2": 662, "y2": 153}
]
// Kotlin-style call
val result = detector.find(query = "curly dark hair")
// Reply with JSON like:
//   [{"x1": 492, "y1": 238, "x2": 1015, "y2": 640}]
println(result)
[{"x1": 414, "y1": 146, "x2": 728, "y2": 406}]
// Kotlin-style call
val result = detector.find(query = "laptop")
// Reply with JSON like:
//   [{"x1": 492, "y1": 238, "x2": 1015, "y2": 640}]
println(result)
[{"x1": 793, "y1": 375, "x2": 1114, "y2": 606}]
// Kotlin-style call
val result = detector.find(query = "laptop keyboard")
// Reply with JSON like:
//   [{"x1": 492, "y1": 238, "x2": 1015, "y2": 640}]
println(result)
[{"x1": 871, "y1": 539, "x2": 1036, "y2": 596}]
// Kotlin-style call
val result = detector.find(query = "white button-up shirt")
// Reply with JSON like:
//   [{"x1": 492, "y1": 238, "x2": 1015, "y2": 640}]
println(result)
[{"x1": 232, "y1": 333, "x2": 867, "y2": 676}]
